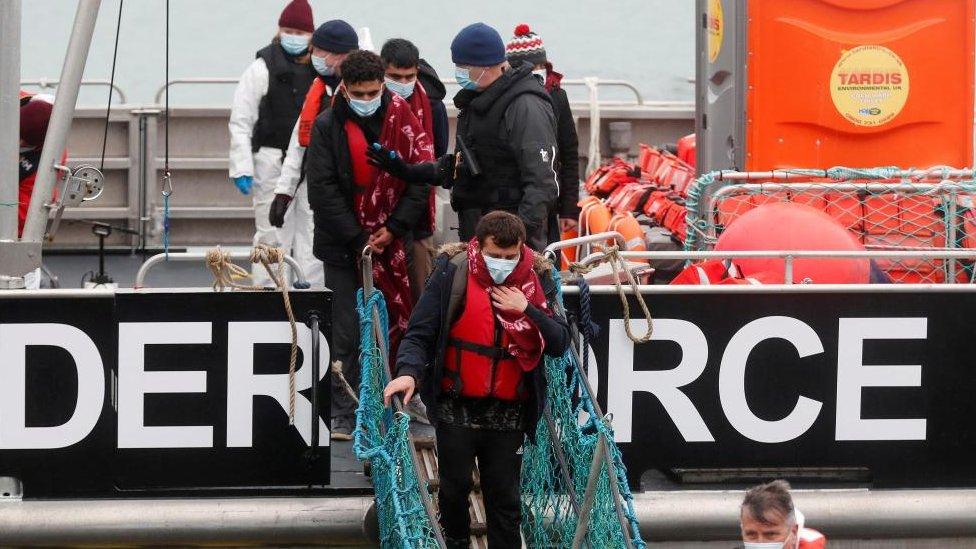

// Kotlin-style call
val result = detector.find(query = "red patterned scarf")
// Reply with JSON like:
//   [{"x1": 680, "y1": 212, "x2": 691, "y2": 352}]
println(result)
[
  {"x1": 543, "y1": 62, "x2": 563, "y2": 93},
  {"x1": 406, "y1": 81, "x2": 436, "y2": 234},
  {"x1": 466, "y1": 238, "x2": 548, "y2": 372},
  {"x1": 354, "y1": 92, "x2": 435, "y2": 357}
]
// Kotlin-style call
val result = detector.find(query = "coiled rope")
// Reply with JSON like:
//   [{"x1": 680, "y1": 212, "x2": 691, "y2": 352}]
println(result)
[
  {"x1": 569, "y1": 245, "x2": 653, "y2": 343},
  {"x1": 205, "y1": 244, "x2": 298, "y2": 424}
]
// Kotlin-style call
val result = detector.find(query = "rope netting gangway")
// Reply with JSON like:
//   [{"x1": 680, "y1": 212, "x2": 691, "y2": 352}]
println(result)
[
  {"x1": 354, "y1": 248, "x2": 646, "y2": 548},
  {"x1": 684, "y1": 166, "x2": 976, "y2": 283}
]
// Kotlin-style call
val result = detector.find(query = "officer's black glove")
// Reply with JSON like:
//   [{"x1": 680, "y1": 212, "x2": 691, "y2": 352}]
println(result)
[
  {"x1": 269, "y1": 193, "x2": 292, "y2": 228},
  {"x1": 433, "y1": 153, "x2": 456, "y2": 189},
  {"x1": 367, "y1": 143, "x2": 437, "y2": 183}
]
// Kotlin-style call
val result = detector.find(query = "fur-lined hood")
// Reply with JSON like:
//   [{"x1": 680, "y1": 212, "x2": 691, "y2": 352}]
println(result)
[{"x1": 437, "y1": 242, "x2": 553, "y2": 275}]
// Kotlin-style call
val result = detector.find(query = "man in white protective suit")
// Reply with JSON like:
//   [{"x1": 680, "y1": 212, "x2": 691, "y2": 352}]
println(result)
[{"x1": 228, "y1": 0, "x2": 324, "y2": 286}]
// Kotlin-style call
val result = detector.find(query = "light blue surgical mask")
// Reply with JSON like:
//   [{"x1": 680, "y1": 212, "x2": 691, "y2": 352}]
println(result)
[
  {"x1": 348, "y1": 94, "x2": 382, "y2": 118},
  {"x1": 311, "y1": 55, "x2": 334, "y2": 76},
  {"x1": 455, "y1": 66, "x2": 480, "y2": 91},
  {"x1": 483, "y1": 253, "x2": 519, "y2": 284},
  {"x1": 279, "y1": 33, "x2": 309, "y2": 56},
  {"x1": 532, "y1": 68, "x2": 547, "y2": 83},
  {"x1": 384, "y1": 77, "x2": 416, "y2": 99},
  {"x1": 743, "y1": 539, "x2": 791, "y2": 549}
]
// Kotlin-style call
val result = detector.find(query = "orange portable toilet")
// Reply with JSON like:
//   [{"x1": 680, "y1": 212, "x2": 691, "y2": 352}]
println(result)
[{"x1": 697, "y1": 0, "x2": 975, "y2": 172}]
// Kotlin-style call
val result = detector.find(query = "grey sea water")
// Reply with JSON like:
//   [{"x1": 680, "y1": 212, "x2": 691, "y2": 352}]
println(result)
[{"x1": 20, "y1": 0, "x2": 695, "y2": 106}]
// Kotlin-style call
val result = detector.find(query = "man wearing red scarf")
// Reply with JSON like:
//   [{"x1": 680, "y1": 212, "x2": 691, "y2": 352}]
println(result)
[
  {"x1": 385, "y1": 211, "x2": 570, "y2": 548},
  {"x1": 305, "y1": 50, "x2": 433, "y2": 440},
  {"x1": 378, "y1": 38, "x2": 450, "y2": 302}
]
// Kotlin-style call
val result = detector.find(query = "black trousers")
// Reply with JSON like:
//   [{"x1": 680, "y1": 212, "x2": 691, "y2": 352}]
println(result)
[
  {"x1": 436, "y1": 423, "x2": 524, "y2": 548},
  {"x1": 323, "y1": 262, "x2": 360, "y2": 420}
]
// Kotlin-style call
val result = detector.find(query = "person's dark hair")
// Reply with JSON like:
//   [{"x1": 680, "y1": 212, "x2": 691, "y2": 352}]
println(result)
[
  {"x1": 339, "y1": 50, "x2": 385, "y2": 85},
  {"x1": 741, "y1": 480, "x2": 794, "y2": 526},
  {"x1": 476, "y1": 211, "x2": 526, "y2": 248},
  {"x1": 380, "y1": 38, "x2": 420, "y2": 69}
]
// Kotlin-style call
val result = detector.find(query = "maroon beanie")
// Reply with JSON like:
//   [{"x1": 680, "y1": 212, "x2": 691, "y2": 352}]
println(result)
[
  {"x1": 20, "y1": 99, "x2": 53, "y2": 149},
  {"x1": 278, "y1": 0, "x2": 314, "y2": 33}
]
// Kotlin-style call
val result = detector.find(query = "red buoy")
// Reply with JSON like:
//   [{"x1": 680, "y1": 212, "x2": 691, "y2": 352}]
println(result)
[{"x1": 715, "y1": 202, "x2": 870, "y2": 283}]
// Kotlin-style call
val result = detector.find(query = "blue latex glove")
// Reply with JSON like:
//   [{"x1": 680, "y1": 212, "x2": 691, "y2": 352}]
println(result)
[{"x1": 233, "y1": 175, "x2": 253, "y2": 195}]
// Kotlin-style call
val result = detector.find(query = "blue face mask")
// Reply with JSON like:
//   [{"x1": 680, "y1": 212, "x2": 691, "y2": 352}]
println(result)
[
  {"x1": 311, "y1": 55, "x2": 335, "y2": 76},
  {"x1": 348, "y1": 94, "x2": 382, "y2": 118},
  {"x1": 384, "y1": 77, "x2": 416, "y2": 99},
  {"x1": 743, "y1": 542, "x2": 788, "y2": 549},
  {"x1": 455, "y1": 67, "x2": 482, "y2": 91},
  {"x1": 279, "y1": 33, "x2": 309, "y2": 56},
  {"x1": 482, "y1": 253, "x2": 519, "y2": 284}
]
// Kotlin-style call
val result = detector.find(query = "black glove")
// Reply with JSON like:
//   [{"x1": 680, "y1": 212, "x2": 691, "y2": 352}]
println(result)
[
  {"x1": 366, "y1": 142, "x2": 437, "y2": 183},
  {"x1": 433, "y1": 153, "x2": 456, "y2": 189},
  {"x1": 268, "y1": 193, "x2": 293, "y2": 228}
]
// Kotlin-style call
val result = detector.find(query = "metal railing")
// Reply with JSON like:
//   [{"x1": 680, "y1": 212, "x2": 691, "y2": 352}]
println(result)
[
  {"x1": 20, "y1": 78, "x2": 128, "y2": 103},
  {"x1": 577, "y1": 249, "x2": 976, "y2": 285},
  {"x1": 134, "y1": 250, "x2": 309, "y2": 289},
  {"x1": 153, "y1": 78, "x2": 241, "y2": 104},
  {"x1": 440, "y1": 77, "x2": 646, "y2": 106},
  {"x1": 152, "y1": 76, "x2": 647, "y2": 107},
  {"x1": 543, "y1": 231, "x2": 627, "y2": 263}
]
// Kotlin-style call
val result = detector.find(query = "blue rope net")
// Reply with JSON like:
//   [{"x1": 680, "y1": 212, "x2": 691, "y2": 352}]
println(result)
[
  {"x1": 356, "y1": 274, "x2": 645, "y2": 547},
  {"x1": 355, "y1": 288, "x2": 440, "y2": 548},
  {"x1": 521, "y1": 272, "x2": 645, "y2": 548}
]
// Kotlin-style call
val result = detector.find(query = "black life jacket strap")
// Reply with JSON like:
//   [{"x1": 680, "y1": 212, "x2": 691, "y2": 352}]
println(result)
[{"x1": 447, "y1": 337, "x2": 514, "y2": 360}]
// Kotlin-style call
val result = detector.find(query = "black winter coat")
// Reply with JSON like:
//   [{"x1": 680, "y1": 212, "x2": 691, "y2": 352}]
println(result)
[
  {"x1": 305, "y1": 92, "x2": 430, "y2": 265},
  {"x1": 395, "y1": 248, "x2": 571, "y2": 437},
  {"x1": 549, "y1": 85, "x2": 581, "y2": 220},
  {"x1": 418, "y1": 59, "x2": 450, "y2": 158}
]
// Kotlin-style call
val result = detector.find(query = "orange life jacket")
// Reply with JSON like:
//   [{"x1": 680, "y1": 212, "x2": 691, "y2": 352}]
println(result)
[
  {"x1": 441, "y1": 271, "x2": 528, "y2": 401},
  {"x1": 560, "y1": 227, "x2": 579, "y2": 271},
  {"x1": 670, "y1": 259, "x2": 774, "y2": 285},
  {"x1": 298, "y1": 78, "x2": 330, "y2": 147},
  {"x1": 799, "y1": 527, "x2": 826, "y2": 549},
  {"x1": 608, "y1": 211, "x2": 647, "y2": 254}
]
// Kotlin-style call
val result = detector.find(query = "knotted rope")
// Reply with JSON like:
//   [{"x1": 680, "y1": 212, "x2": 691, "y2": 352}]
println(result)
[
  {"x1": 205, "y1": 244, "x2": 299, "y2": 424},
  {"x1": 569, "y1": 245, "x2": 653, "y2": 343}
]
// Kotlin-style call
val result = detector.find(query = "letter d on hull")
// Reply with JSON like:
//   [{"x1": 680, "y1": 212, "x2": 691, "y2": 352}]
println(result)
[{"x1": 0, "y1": 324, "x2": 105, "y2": 449}]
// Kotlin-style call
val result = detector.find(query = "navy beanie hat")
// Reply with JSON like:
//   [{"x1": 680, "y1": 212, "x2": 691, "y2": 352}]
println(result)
[
  {"x1": 312, "y1": 19, "x2": 359, "y2": 53},
  {"x1": 451, "y1": 23, "x2": 506, "y2": 67}
]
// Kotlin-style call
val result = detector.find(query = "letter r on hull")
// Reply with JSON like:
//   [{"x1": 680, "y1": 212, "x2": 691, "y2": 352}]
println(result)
[{"x1": 607, "y1": 318, "x2": 714, "y2": 443}]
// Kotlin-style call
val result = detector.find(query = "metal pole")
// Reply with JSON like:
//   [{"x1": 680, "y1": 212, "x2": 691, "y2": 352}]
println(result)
[
  {"x1": 543, "y1": 408, "x2": 583, "y2": 516},
  {"x1": 947, "y1": 195, "x2": 958, "y2": 282},
  {"x1": 309, "y1": 312, "x2": 322, "y2": 455},
  {"x1": 21, "y1": 0, "x2": 102, "y2": 243},
  {"x1": 0, "y1": 0, "x2": 21, "y2": 241},
  {"x1": 571, "y1": 436, "x2": 607, "y2": 548}
]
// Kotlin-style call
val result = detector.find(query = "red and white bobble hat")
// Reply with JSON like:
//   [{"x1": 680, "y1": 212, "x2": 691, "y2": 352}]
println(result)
[{"x1": 506, "y1": 23, "x2": 547, "y2": 67}]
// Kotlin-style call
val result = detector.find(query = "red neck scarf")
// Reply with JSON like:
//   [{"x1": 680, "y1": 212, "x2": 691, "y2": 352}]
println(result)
[
  {"x1": 466, "y1": 238, "x2": 548, "y2": 372},
  {"x1": 354, "y1": 92, "x2": 435, "y2": 357},
  {"x1": 543, "y1": 62, "x2": 563, "y2": 93},
  {"x1": 406, "y1": 81, "x2": 436, "y2": 234}
]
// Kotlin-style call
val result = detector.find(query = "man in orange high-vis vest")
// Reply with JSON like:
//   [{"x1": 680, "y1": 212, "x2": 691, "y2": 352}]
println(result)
[{"x1": 741, "y1": 480, "x2": 827, "y2": 549}]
